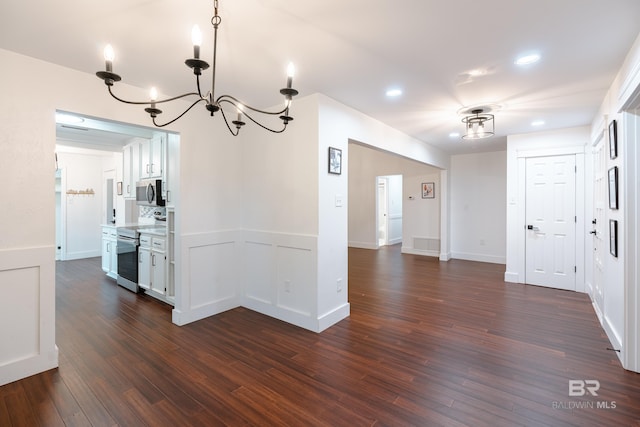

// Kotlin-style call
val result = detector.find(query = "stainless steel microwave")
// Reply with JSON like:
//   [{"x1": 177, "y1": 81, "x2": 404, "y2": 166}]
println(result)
[{"x1": 136, "y1": 179, "x2": 165, "y2": 207}]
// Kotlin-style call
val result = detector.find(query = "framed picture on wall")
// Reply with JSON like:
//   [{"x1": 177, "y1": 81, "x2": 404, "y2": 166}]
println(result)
[
  {"x1": 608, "y1": 166, "x2": 618, "y2": 209},
  {"x1": 328, "y1": 147, "x2": 342, "y2": 175},
  {"x1": 609, "y1": 119, "x2": 618, "y2": 159},
  {"x1": 610, "y1": 219, "x2": 618, "y2": 257},
  {"x1": 422, "y1": 182, "x2": 435, "y2": 199}
]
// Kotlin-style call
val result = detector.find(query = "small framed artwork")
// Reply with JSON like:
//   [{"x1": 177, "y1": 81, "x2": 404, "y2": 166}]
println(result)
[
  {"x1": 422, "y1": 182, "x2": 435, "y2": 199},
  {"x1": 328, "y1": 147, "x2": 342, "y2": 175},
  {"x1": 117, "y1": 181, "x2": 123, "y2": 196},
  {"x1": 609, "y1": 120, "x2": 618, "y2": 159},
  {"x1": 608, "y1": 166, "x2": 618, "y2": 210},
  {"x1": 610, "y1": 219, "x2": 618, "y2": 257}
]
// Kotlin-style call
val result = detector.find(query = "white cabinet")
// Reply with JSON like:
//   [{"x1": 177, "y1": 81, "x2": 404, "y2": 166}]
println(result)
[
  {"x1": 138, "y1": 233, "x2": 167, "y2": 301},
  {"x1": 101, "y1": 226, "x2": 118, "y2": 279},
  {"x1": 139, "y1": 134, "x2": 165, "y2": 180},
  {"x1": 138, "y1": 234, "x2": 152, "y2": 291},
  {"x1": 166, "y1": 208, "x2": 175, "y2": 302},
  {"x1": 151, "y1": 237, "x2": 166, "y2": 296},
  {"x1": 122, "y1": 141, "x2": 140, "y2": 199},
  {"x1": 165, "y1": 133, "x2": 179, "y2": 207}
]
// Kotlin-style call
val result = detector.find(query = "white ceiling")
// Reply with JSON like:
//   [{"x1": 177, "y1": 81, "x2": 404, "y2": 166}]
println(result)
[{"x1": 2, "y1": 0, "x2": 640, "y2": 155}]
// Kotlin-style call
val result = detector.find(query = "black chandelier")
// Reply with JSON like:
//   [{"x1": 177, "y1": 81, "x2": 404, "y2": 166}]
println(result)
[{"x1": 96, "y1": 0, "x2": 298, "y2": 135}]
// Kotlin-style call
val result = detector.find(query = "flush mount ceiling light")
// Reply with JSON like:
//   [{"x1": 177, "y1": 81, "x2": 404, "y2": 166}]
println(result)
[
  {"x1": 461, "y1": 108, "x2": 495, "y2": 140},
  {"x1": 96, "y1": 0, "x2": 298, "y2": 135}
]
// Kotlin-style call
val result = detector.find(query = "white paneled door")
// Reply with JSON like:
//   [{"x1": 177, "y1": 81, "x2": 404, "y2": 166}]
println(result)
[
  {"x1": 591, "y1": 139, "x2": 606, "y2": 315},
  {"x1": 525, "y1": 155, "x2": 577, "y2": 290}
]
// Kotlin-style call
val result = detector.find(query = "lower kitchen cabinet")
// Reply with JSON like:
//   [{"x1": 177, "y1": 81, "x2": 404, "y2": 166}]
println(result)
[
  {"x1": 101, "y1": 225, "x2": 118, "y2": 279},
  {"x1": 138, "y1": 232, "x2": 168, "y2": 302}
]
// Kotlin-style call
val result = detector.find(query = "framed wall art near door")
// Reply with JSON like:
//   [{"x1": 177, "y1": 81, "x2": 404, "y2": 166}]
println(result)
[
  {"x1": 421, "y1": 182, "x2": 435, "y2": 199},
  {"x1": 610, "y1": 219, "x2": 618, "y2": 257},
  {"x1": 609, "y1": 119, "x2": 618, "y2": 159},
  {"x1": 328, "y1": 147, "x2": 342, "y2": 175},
  {"x1": 608, "y1": 166, "x2": 618, "y2": 209}
]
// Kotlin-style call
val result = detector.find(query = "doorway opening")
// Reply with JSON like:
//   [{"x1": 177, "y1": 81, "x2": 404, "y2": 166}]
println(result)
[{"x1": 376, "y1": 175, "x2": 403, "y2": 248}]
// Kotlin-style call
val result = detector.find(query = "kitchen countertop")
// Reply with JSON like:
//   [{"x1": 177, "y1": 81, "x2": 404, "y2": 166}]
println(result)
[
  {"x1": 138, "y1": 227, "x2": 167, "y2": 237},
  {"x1": 101, "y1": 223, "x2": 167, "y2": 236}
]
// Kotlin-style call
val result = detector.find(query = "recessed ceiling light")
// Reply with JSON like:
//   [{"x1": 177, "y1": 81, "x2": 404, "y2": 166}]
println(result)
[
  {"x1": 515, "y1": 53, "x2": 541, "y2": 66},
  {"x1": 386, "y1": 88, "x2": 402, "y2": 97},
  {"x1": 531, "y1": 120, "x2": 545, "y2": 126},
  {"x1": 449, "y1": 132, "x2": 460, "y2": 138}
]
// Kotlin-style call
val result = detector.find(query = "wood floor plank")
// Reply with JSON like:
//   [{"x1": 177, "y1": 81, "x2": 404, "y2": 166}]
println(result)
[{"x1": 1, "y1": 247, "x2": 639, "y2": 426}]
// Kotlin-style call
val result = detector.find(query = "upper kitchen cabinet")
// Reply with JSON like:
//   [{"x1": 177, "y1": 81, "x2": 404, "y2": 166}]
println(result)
[
  {"x1": 140, "y1": 133, "x2": 165, "y2": 179},
  {"x1": 165, "y1": 133, "x2": 179, "y2": 207},
  {"x1": 122, "y1": 140, "x2": 140, "y2": 199}
]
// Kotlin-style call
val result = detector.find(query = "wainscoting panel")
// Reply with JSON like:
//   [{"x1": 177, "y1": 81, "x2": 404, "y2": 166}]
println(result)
[
  {"x1": 173, "y1": 231, "x2": 241, "y2": 326},
  {"x1": 244, "y1": 241, "x2": 275, "y2": 305},
  {"x1": 0, "y1": 246, "x2": 58, "y2": 386},
  {"x1": 242, "y1": 230, "x2": 319, "y2": 331}
]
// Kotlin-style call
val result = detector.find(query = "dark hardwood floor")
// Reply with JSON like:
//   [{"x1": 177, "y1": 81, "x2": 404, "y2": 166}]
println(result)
[{"x1": 2, "y1": 245, "x2": 640, "y2": 426}]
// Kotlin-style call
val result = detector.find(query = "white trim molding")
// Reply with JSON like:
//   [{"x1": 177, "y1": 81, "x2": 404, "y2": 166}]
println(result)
[{"x1": 0, "y1": 246, "x2": 58, "y2": 386}]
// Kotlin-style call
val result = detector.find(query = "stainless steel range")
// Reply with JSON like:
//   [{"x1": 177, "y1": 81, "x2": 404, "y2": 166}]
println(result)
[{"x1": 116, "y1": 226, "x2": 140, "y2": 292}]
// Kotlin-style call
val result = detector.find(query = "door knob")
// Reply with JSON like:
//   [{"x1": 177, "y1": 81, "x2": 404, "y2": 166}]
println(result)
[
  {"x1": 527, "y1": 225, "x2": 540, "y2": 231},
  {"x1": 590, "y1": 230, "x2": 597, "y2": 235}
]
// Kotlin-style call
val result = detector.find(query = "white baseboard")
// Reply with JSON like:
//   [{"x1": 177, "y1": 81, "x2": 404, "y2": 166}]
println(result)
[
  {"x1": 64, "y1": 249, "x2": 101, "y2": 260},
  {"x1": 348, "y1": 241, "x2": 378, "y2": 250},
  {"x1": 504, "y1": 271, "x2": 520, "y2": 283},
  {"x1": 401, "y1": 246, "x2": 439, "y2": 257},
  {"x1": 451, "y1": 251, "x2": 506, "y2": 264}
]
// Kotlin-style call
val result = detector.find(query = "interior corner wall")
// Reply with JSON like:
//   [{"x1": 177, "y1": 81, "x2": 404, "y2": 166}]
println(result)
[
  {"x1": 239, "y1": 94, "x2": 324, "y2": 331},
  {"x1": 450, "y1": 151, "x2": 507, "y2": 264}
]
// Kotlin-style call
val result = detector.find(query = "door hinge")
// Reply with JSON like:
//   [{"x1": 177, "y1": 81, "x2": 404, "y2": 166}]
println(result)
[
  {"x1": 575, "y1": 216, "x2": 577, "y2": 223},
  {"x1": 574, "y1": 266, "x2": 577, "y2": 273}
]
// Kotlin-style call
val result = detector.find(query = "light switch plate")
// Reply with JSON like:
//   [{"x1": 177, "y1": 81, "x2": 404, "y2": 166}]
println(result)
[{"x1": 335, "y1": 194, "x2": 344, "y2": 207}]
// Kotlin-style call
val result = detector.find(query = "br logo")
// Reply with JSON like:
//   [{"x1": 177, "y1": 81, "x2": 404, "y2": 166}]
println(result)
[{"x1": 569, "y1": 380, "x2": 600, "y2": 397}]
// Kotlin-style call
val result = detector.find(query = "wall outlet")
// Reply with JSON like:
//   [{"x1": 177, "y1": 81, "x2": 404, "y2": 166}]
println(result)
[
  {"x1": 336, "y1": 278, "x2": 343, "y2": 293},
  {"x1": 284, "y1": 280, "x2": 291, "y2": 293}
]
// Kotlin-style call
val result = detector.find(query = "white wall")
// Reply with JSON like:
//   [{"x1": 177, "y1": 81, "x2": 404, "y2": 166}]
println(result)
[
  {"x1": 402, "y1": 171, "x2": 441, "y2": 257},
  {"x1": 589, "y1": 31, "x2": 640, "y2": 372},
  {"x1": 348, "y1": 142, "x2": 440, "y2": 250},
  {"x1": 55, "y1": 147, "x2": 120, "y2": 260},
  {"x1": 240, "y1": 95, "x2": 323, "y2": 331},
  {"x1": 451, "y1": 151, "x2": 507, "y2": 264}
]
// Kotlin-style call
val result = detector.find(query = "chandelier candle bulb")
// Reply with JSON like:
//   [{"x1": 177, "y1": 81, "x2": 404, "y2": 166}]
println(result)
[
  {"x1": 104, "y1": 44, "x2": 115, "y2": 72},
  {"x1": 286, "y1": 63, "x2": 295, "y2": 89},
  {"x1": 150, "y1": 87, "x2": 158, "y2": 108},
  {"x1": 192, "y1": 25, "x2": 202, "y2": 59}
]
